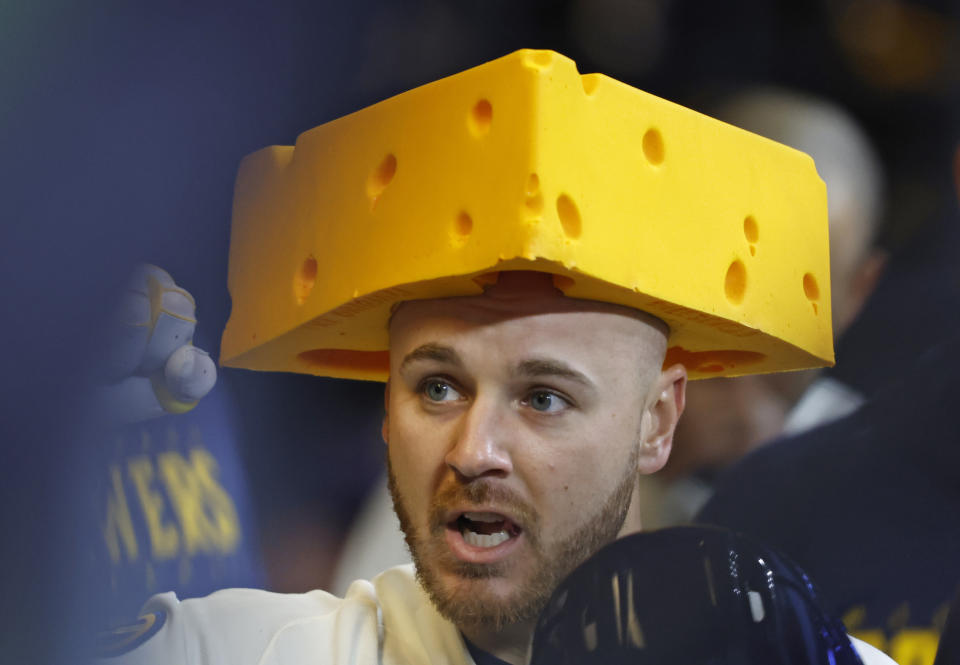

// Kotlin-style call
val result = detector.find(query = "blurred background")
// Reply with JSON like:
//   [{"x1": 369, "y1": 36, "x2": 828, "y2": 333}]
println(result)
[{"x1": 1, "y1": 1, "x2": 958, "y2": 663}]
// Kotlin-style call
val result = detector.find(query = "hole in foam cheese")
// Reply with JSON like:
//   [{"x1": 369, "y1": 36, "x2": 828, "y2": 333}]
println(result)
[
  {"x1": 642, "y1": 127, "x2": 665, "y2": 165},
  {"x1": 469, "y1": 99, "x2": 493, "y2": 137}
]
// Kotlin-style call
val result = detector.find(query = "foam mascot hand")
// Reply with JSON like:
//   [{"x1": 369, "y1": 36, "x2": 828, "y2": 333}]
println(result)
[{"x1": 96, "y1": 264, "x2": 217, "y2": 424}]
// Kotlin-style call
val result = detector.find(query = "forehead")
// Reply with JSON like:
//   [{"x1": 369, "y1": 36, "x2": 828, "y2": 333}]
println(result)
[{"x1": 388, "y1": 273, "x2": 668, "y2": 372}]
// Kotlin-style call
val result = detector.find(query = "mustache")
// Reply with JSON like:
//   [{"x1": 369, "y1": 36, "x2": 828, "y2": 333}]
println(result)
[{"x1": 428, "y1": 479, "x2": 540, "y2": 540}]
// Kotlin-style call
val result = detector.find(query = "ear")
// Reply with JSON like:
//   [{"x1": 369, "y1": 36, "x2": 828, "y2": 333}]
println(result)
[
  {"x1": 381, "y1": 380, "x2": 391, "y2": 445},
  {"x1": 637, "y1": 363, "x2": 687, "y2": 474}
]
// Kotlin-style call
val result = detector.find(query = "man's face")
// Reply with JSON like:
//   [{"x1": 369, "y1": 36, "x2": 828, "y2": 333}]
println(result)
[{"x1": 383, "y1": 272, "x2": 681, "y2": 632}]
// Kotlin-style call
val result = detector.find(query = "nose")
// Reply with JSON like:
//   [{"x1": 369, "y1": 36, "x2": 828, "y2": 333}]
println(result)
[{"x1": 444, "y1": 394, "x2": 514, "y2": 480}]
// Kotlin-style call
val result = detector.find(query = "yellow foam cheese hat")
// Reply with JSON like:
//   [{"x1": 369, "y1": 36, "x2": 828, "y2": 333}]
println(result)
[{"x1": 221, "y1": 49, "x2": 832, "y2": 381}]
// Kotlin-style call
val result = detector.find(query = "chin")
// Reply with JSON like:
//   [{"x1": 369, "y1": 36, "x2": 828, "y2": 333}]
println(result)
[
  {"x1": 446, "y1": 569, "x2": 519, "y2": 599},
  {"x1": 422, "y1": 562, "x2": 549, "y2": 630}
]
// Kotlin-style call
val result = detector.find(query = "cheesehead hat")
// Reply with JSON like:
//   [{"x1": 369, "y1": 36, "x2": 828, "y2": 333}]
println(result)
[{"x1": 221, "y1": 49, "x2": 832, "y2": 381}]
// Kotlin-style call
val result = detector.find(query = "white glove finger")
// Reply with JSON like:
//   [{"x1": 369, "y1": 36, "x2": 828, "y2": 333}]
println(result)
[
  {"x1": 132, "y1": 264, "x2": 175, "y2": 290},
  {"x1": 141, "y1": 312, "x2": 197, "y2": 373},
  {"x1": 159, "y1": 287, "x2": 196, "y2": 321},
  {"x1": 164, "y1": 345, "x2": 217, "y2": 402}
]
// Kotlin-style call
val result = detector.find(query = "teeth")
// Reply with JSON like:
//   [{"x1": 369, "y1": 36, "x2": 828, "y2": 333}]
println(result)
[
  {"x1": 463, "y1": 530, "x2": 511, "y2": 548},
  {"x1": 463, "y1": 512, "x2": 504, "y2": 523}
]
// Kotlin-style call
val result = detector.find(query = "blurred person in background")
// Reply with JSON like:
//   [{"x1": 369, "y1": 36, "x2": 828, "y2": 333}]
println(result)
[
  {"x1": 631, "y1": 89, "x2": 889, "y2": 528},
  {"x1": 698, "y1": 139, "x2": 960, "y2": 664}
]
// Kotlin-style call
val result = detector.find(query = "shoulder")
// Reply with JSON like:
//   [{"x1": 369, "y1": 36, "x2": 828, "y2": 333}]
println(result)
[
  {"x1": 695, "y1": 427, "x2": 822, "y2": 529},
  {"x1": 696, "y1": 390, "x2": 892, "y2": 530},
  {"x1": 370, "y1": 565, "x2": 472, "y2": 662},
  {"x1": 699, "y1": 335, "x2": 960, "y2": 531},
  {"x1": 99, "y1": 565, "x2": 466, "y2": 665},
  {"x1": 99, "y1": 585, "x2": 377, "y2": 665}
]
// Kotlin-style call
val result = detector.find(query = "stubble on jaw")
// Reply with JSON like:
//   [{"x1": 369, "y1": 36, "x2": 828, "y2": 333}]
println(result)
[{"x1": 386, "y1": 446, "x2": 640, "y2": 632}]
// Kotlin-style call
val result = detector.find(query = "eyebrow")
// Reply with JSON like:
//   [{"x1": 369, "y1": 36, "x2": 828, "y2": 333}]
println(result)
[
  {"x1": 514, "y1": 358, "x2": 594, "y2": 388},
  {"x1": 398, "y1": 346, "x2": 595, "y2": 389},
  {"x1": 399, "y1": 343, "x2": 464, "y2": 372}
]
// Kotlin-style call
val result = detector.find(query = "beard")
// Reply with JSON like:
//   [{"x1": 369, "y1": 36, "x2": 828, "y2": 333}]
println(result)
[{"x1": 387, "y1": 448, "x2": 638, "y2": 632}]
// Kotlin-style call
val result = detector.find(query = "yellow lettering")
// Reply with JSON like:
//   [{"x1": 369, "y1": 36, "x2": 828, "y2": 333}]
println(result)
[
  {"x1": 157, "y1": 451, "x2": 212, "y2": 555},
  {"x1": 842, "y1": 606, "x2": 867, "y2": 631},
  {"x1": 888, "y1": 602, "x2": 911, "y2": 633},
  {"x1": 191, "y1": 448, "x2": 241, "y2": 553},
  {"x1": 889, "y1": 629, "x2": 939, "y2": 665},
  {"x1": 844, "y1": 606, "x2": 887, "y2": 652},
  {"x1": 156, "y1": 445, "x2": 242, "y2": 556},
  {"x1": 102, "y1": 464, "x2": 138, "y2": 563},
  {"x1": 128, "y1": 456, "x2": 179, "y2": 559}
]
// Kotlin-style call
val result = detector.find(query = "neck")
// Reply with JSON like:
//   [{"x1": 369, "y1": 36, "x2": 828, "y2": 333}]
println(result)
[{"x1": 461, "y1": 620, "x2": 535, "y2": 665}]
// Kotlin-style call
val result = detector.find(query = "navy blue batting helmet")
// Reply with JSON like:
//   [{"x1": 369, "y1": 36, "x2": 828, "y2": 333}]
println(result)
[{"x1": 531, "y1": 526, "x2": 863, "y2": 665}]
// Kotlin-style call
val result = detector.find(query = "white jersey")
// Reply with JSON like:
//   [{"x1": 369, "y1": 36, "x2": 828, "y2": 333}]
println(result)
[
  {"x1": 103, "y1": 564, "x2": 898, "y2": 665},
  {"x1": 105, "y1": 564, "x2": 471, "y2": 665}
]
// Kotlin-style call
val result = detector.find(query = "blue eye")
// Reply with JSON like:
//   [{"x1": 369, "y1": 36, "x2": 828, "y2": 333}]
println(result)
[
  {"x1": 526, "y1": 390, "x2": 569, "y2": 413},
  {"x1": 422, "y1": 379, "x2": 462, "y2": 403}
]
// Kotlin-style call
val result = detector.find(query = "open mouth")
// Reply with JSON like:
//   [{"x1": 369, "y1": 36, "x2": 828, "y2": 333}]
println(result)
[{"x1": 452, "y1": 511, "x2": 523, "y2": 549}]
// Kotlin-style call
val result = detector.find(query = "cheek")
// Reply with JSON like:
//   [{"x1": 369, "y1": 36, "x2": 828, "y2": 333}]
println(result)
[
  {"x1": 537, "y1": 419, "x2": 640, "y2": 523},
  {"x1": 534, "y1": 443, "x2": 626, "y2": 522},
  {"x1": 387, "y1": 399, "x2": 450, "y2": 506},
  {"x1": 388, "y1": 420, "x2": 424, "y2": 483}
]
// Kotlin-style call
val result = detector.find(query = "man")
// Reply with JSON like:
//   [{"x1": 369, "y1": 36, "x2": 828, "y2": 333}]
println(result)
[
  {"x1": 382, "y1": 270, "x2": 684, "y2": 663},
  {"x1": 101, "y1": 50, "x2": 891, "y2": 664}
]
